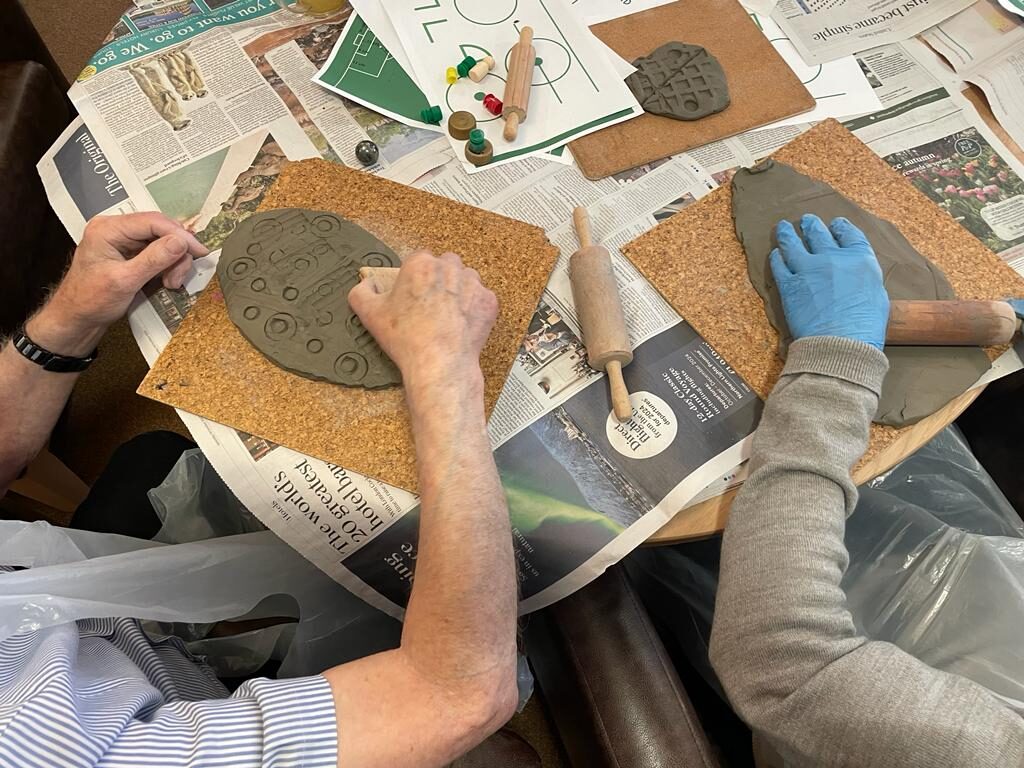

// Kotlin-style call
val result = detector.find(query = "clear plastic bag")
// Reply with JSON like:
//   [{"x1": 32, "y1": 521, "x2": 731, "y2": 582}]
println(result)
[
  {"x1": 1, "y1": 449, "x2": 535, "y2": 706},
  {"x1": 0, "y1": 447, "x2": 401, "y2": 678},
  {"x1": 627, "y1": 426, "x2": 1024, "y2": 712},
  {"x1": 846, "y1": 426, "x2": 1024, "y2": 712}
]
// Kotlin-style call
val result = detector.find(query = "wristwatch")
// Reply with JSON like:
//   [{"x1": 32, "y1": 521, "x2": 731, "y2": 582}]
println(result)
[{"x1": 12, "y1": 328, "x2": 98, "y2": 373}]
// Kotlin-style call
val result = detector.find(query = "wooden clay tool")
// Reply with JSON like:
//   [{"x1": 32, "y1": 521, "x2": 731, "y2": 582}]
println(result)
[
  {"x1": 570, "y1": 207, "x2": 633, "y2": 422},
  {"x1": 502, "y1": 27, "x2": 536, "y2": 142},
  {"x1": 886, "y1": 300, "x2": 1020, "y2": 346},
  {"x1": 359, "y1": 266, "x2": 399, "y2": 293}
]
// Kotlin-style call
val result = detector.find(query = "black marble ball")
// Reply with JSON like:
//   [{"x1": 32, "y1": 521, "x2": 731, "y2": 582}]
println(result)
[{"x1": 355, "y1": 140, "x2": 379, "y2": 166}]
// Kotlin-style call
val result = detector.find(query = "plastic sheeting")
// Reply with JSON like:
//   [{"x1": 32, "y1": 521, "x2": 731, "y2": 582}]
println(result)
[
  {"x1": 847, "y1": 427, "x2": 1024, "y2": 711},
  {"x1": 1, "y1": 449, "x2": 534, "y2": 705},
  {"x1": 627, "y1": 426, "x2": 1024, "y2": 712},
  {"x1": 0, "y1": 448, "x2": 401, "y2": 678}
]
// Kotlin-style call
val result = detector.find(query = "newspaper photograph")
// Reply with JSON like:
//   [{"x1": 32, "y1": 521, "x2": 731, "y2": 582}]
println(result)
[{"x1": 771, "y1": 0, "x2": 975, "y2": 64}]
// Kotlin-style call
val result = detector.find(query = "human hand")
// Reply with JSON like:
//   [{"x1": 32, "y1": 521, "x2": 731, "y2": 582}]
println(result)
[
  {"x1": 49, "y1": 213, "x2": 208, "y2": 334},
  {"x1": 770, "y1": 214, "x2": 890, "y2": 350},
  {"x1": 348, "y1": 250, "x2": 498, "y2": 392}
]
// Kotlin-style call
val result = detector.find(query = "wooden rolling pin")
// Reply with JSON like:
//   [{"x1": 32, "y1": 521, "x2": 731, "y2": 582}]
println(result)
[
  {"x1": 502, "y1": 27, "x2": 535, "y2": 142},
  {"x1": 887, "y1": 300, "x2": 1020, "y2": 346},
  {"x1": 570, "y1": 207, "x2": 633, "y2": 422}
]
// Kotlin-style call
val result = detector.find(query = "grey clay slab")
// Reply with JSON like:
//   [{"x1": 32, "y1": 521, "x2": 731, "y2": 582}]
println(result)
[
  {"x1": 626, "y1": 42, "x2": 730, "y2": 121},
  {"x1": 731, "y1": 160, "x2": 990, "y2": 427},
  {"x1": 217, "y1": 208, "x2": 401, "y2": 388}
]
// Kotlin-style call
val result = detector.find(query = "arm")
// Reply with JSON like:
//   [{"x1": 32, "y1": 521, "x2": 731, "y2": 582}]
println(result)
[
  {"x1": 0, "y1": 214, "x2": 206, "y2": 495},
  {"x1": 322, "y1": 251, "x2": 518, "y2": 767},
  {"x1": 709, "y1": 216, "x2": 1024, "y2": 767}
]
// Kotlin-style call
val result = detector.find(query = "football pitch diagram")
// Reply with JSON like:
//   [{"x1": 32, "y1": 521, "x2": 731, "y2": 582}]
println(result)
[{"x1": 316, "y1": 15, "x2": 434, "y2": 128}]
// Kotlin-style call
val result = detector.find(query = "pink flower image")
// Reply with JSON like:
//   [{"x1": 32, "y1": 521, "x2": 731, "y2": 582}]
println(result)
[
  {"x1": 989, "y1": 156, "x2": 999, "y2": 168},
  {"x1": 959, "y1": 189, "x2": 975, "y2": 197},
  {"x1": 944, "y1": 184, "x2": 957, "y2": 194},
  {"x1": 998, "y1": 171, "x2": 1009, "y2": 182},
  {"x1": 983, "y1": 184, "x2": 999, "y2": 195}
]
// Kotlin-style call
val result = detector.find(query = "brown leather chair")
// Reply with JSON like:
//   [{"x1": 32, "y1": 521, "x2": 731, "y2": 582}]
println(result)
[
  {"x1": 527, "y1": 565, "x2": 721, "y2": 768},
  {"x1": 1, "y1": 0, "x2": 74, "y2": 336}
]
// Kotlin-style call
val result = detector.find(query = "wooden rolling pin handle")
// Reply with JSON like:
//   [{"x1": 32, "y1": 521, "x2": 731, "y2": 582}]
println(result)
[
  {"x1": 501, "y1": 26, "x2": 535, "y2": 143},
  {"x1": 886, "y1": 299, "x2": 1019, "y2": 346},
  {"x1": 606, "y1": 360, "x2": 633, "y2": 422},
  {"x1": 358, "y1": 266, "x2": 399, "y2": 294},
  {"x1": 503, "y1": 112, "x2": 521, "y2": 142},
  {"x1": 573, "y1": 206, "x2": 593, "y2": 248}
]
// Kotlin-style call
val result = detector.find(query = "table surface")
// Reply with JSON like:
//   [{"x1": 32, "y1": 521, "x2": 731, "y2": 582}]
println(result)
[{"x1": 646, "y1": 85, "x2": 1024, "y2": 546}]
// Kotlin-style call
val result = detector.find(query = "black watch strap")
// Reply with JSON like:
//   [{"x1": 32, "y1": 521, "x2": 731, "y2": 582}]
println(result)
[{"x1": 12, "y1": 329, "x2": 98, "y2": 373}]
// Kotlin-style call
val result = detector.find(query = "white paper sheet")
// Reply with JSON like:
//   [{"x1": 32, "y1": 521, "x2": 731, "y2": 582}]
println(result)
[
  {"x1": 378, "y1": 0, "x2": 642, "y2": 172},
  {"x1": 572, "y1": 0, "x2": 675, "y2": 25},
  {"x1": 745, "y1": 4, "x2": 882, "y2": 129}
]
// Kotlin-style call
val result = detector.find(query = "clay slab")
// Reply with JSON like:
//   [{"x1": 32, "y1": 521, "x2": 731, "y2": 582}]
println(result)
[
  {"x1": 217, "y1": 208, "x2": 401, "y2": 388},
  {"x1": 731, "y1": 160, "x2": 991, "y2": 427},
  {"x1": 626, "y1": 42, "x2": 730, "y2": 121}
]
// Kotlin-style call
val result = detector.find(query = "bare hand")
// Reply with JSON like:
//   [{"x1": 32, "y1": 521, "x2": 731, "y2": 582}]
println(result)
[
  {"x1": 348, "y1": 250, "x2": 498, "y2": 389},
  {"x1": 49, "y1": 213, "x2": 209, "y2": 335}
]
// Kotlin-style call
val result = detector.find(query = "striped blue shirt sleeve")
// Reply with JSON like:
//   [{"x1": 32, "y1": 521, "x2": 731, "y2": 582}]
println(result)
[{"x1": 96, "y1": 675, "x2": 339, "y2": 768}]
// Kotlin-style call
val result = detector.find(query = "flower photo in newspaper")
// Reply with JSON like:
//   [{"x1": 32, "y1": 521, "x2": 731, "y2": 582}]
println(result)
[{"x1": 886, "y1": 127, "x2": 1024, "y2": 261}]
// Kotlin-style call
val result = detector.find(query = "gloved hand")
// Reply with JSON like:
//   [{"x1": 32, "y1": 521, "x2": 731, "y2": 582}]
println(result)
[
  {"x1": 1008, "y1": 299, "x2": 1024, "y2": 320},
  {"x1": 770, "y1": 214, "x2": 890, "y2": 350}
]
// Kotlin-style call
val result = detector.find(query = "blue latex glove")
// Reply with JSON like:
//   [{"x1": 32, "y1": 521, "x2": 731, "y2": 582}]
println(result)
[
  {"x1": 770, "y1": 214, "x2": 890, "y2": 350},
  {"x1": 1008, "y1": 299, "x2": 1024, "y2": 320}
]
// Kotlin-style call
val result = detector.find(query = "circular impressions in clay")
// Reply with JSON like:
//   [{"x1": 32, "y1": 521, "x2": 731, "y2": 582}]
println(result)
[{"x1": 217, "y1": 208, "x2": 402, "y2": 388}]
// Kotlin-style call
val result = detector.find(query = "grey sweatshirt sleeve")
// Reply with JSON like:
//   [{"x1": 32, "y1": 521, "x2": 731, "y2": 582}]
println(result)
[{"x1": 709, "y1": 336, "x2": 1024, "y2": 768}]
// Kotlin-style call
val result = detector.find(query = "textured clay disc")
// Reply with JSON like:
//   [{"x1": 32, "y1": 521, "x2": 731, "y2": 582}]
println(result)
[
  {"x1": 626, "y1": 42, "x2": 730, "y2": 121},
  {"x1": 217, "y1": 208, "x2": 402, "y2": 388}
]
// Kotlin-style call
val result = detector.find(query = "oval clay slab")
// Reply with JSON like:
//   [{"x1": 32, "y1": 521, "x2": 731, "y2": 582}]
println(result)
[{"x1": 217, "y1": 208, "x2": 402, "y2": 388}]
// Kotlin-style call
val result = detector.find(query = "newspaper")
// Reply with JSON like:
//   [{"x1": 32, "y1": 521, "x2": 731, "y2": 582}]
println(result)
[
  {"x1": 922, "y1": 0, "x2": 1024, "y2": 150},
  {"x1": 39, "y1": 3, "x2": 1024, "y2": 616},
  {"x1": 772, "y1": 0, "x2": 975, "y2": 64}
]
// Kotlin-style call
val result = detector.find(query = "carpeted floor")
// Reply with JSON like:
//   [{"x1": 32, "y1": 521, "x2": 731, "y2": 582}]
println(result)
[{"x1": 17, "y1": 4, "x2": 569, "y2": 765}]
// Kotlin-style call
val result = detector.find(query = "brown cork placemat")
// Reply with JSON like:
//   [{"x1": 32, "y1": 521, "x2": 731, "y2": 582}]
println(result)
[
  {"x1": 569, "y1": 0, "x2": 815, "y2": 180},
  {"x1": 623, "y1": 119, "x2": 1024, "y2": 470},
  {"x1": 139, "y1": 159, "x2": 559, "y2": 492}
]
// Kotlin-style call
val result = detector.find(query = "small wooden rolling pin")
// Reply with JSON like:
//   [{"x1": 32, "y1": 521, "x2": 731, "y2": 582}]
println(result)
[
  {"x1": 502, "y1": 27, "x2": 535, "y2": 142},
  {"x1": 887, "y1": 300, "x2": 1020, "y2": 346},
  {"x1": 570, "y1": 207, "x2": 634, "y2": 422}
]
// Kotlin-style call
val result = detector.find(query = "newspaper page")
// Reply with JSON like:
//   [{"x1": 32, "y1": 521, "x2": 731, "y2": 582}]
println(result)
[
  {"x1": 847, "y1": 38, "x2": 1024, "y2": 270},
  {"x1": 922, "y1": 0, "x2": 1024, "y2": 149},
  {"x1": 772, "y1": 0, "x2": 975, "y2": 64}
]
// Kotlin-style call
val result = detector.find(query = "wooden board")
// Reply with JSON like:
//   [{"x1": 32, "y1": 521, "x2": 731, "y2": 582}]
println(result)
[
  {"x1": 624, "y1": 118, "x2": 1024, "y2": 498},
  {"x1": 139, "y1": 159, "x2": 559, "y2": 492},
  {"x1": 568, "y1": 0, "x2": 815, "y2": 180}
]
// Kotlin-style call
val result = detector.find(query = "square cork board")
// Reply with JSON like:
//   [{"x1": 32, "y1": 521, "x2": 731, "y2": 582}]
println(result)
[
  {"x1": 139, "y1": 159, "x2": 559, "y2": 492},
  {"x1": 622, "y1": 120, "x2": 1024, "y2": 471},
  {"x1": 569, "y1": 0, "x2": 815, "y2": 180}
]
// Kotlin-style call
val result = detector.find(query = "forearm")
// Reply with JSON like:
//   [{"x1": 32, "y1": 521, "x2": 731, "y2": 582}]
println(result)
[
  {"x1": 322, "y1": 366, "x2": 517, "y2": 768},
  {"x1": 401, "y1": 364, "x2": 517, "y2": 689},
  {"x1": 710, "y1": 337, "x2": 1024, "y2": 766},
  {"x1": 0, "y1": 297, "x2": 103, "y2": 493}
]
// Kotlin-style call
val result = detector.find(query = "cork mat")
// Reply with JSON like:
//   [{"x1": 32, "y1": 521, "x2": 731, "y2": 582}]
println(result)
[
  {"x1": 622, "y1": 119, "x2": 1024, "y2": 470},
  {"x1": 569, "y1": 0, "x2": 814, "y2": 180},
  {"x1": 139, "y1": 159, "x2": 559, "y2": 492}
]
